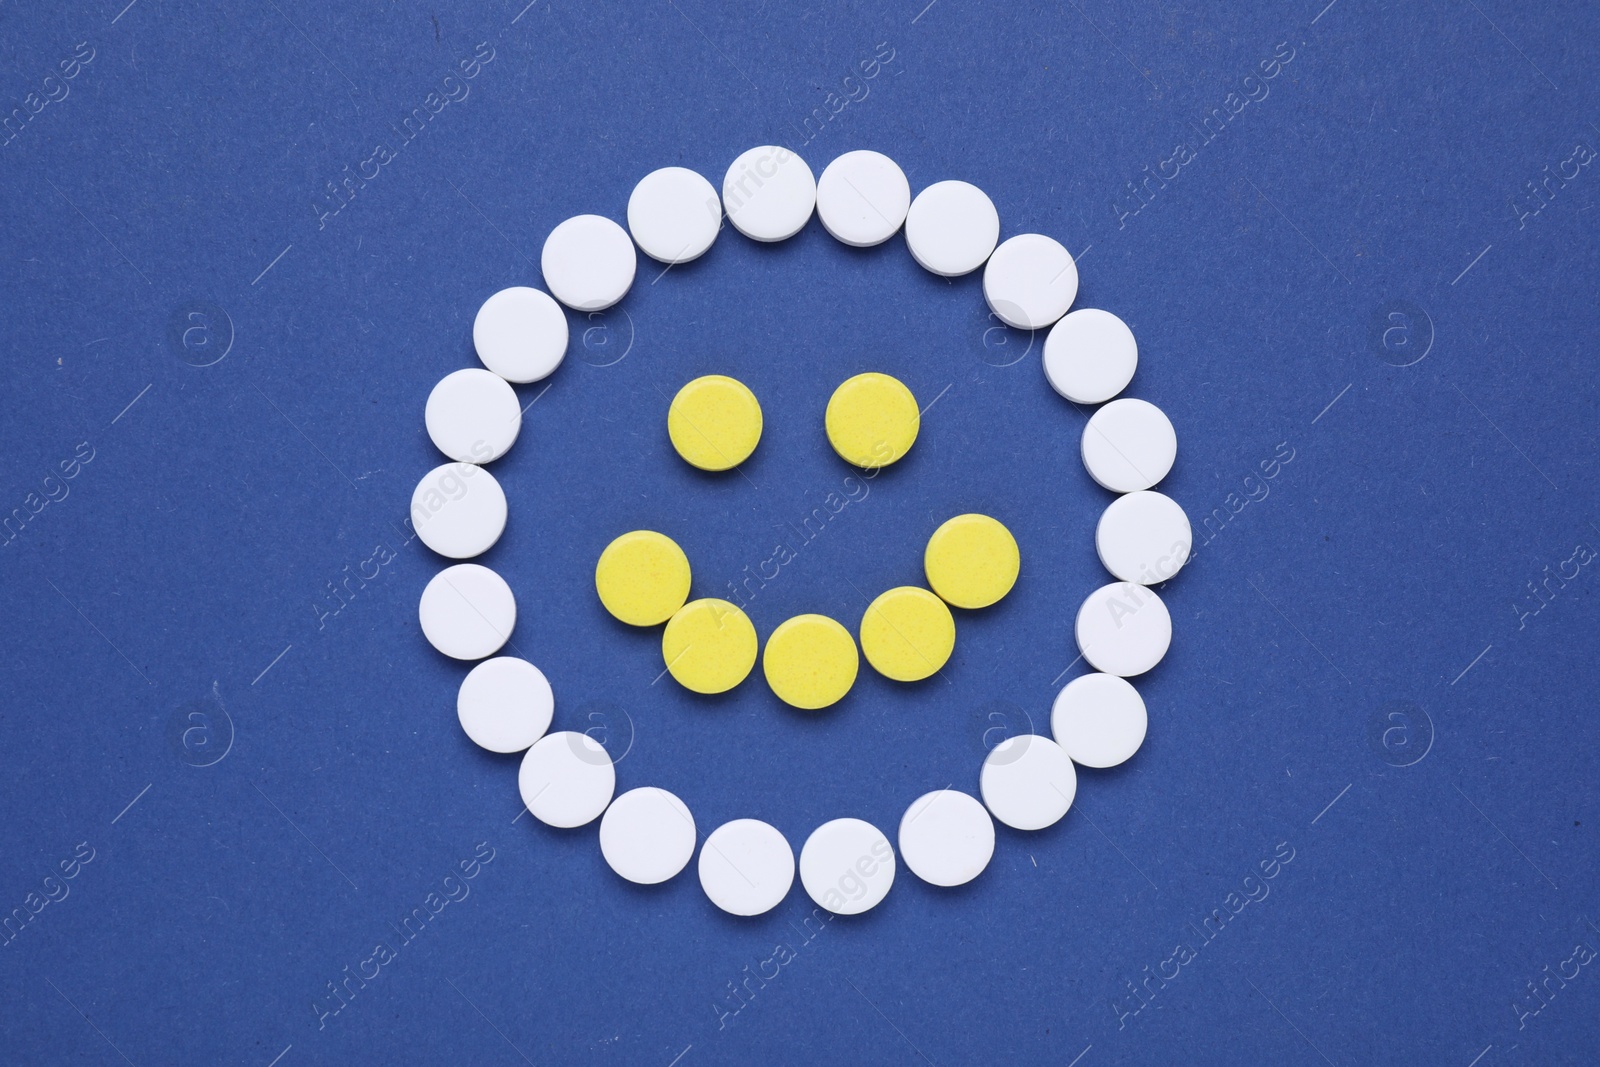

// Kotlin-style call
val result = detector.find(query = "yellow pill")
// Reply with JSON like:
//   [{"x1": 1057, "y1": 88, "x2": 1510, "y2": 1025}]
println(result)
[
  {"x1": 668, "y1": 374, "x2": 763, "y2": 471},
  {"x1": 595, "y1": 531, "x2": 692, "y2": 626},
  {"x1": 924, "y1": 514, "x2": 1020, "y2": 609},
  {"x1": 662, "y1": 598, "x2": 759, "y2": 694},
  {"x1": 859, "y1": 586, "x2": 955, "y2": 682},
  {"x1": 825, "y1": 372, "x2": 919, "y2": 468},
  {"x1": 763, "y1": 614, "x2": 859, "y2": 710}
]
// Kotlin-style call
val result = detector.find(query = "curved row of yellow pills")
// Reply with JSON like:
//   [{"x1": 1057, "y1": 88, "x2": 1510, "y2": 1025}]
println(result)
[
  {"x1": 666, "y1": 371, "x2": 922, "y2": 473},
  {"x1": 595, "y1": 515, "x2": 1017, "y2": 697}
]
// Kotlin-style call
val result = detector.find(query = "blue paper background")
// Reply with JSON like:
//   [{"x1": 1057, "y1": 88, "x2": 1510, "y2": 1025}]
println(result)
[{"x1": 3, "y1": 1, "x2": 1598, "y2": 1064}]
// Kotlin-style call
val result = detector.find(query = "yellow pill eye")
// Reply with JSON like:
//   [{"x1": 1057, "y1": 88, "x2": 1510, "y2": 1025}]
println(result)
[
  {"x1": 763, "y1": 614, "x2": 860, "y2": 709},
  {"x1": 662, "y1": 598, "x2": 759, "y2": 694},
  {"x1": 859, "y1": 586, "x2": 956, "y2": 682},
  {"x1": 595, "y1": 530, "x2": 692, "y2": 626},
  {"x1": 825, "y1": 372, "x2": 919, "y2": 468},
  {"x1": 924, "y1": 514, "x2": 1020, "y2": 609},
  {"x1": 668, "y1": 375, "x2": 763, "y2": 471}
]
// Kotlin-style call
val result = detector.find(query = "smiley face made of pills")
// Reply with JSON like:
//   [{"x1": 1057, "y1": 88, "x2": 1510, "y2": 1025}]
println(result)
[{"x1": 412, "y1": 147, "x2": 1190, "y2": 916}]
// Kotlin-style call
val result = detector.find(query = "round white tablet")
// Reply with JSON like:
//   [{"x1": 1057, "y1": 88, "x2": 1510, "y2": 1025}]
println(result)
[
  {"x1": 698, "y1": 819, "x2": 795, "y2": 916},
  {"x1": 722, "y1": 146, "x2": 816, "y2": 242},
  {"x1": 410, "y1": 462, "x2": 507, "y2": 559},
  {"x1": 898, "y1": 790, "x2": 995, "y2": 887},
  {"x1": 540, "y1": 214, "x2": 637, "y2": 311},
  {"x1": 1074, "y1": 582, "x2": 1172, "y2": 677},
  {"x1": 799, "y1": 818, "x2": 895, "y2": 915},
  {"x1": 980, "y1": 735, "x2": 1077, "y2": 831},
  {"x1": 456, "y1": 656, "x2": 553, "y2": 753},
  {"x1": 518, "y1": 731, "x2": 615, "y2": 828},
  {"x1": 983, "y1": 233, "x2": 1078, "y2": 330},
  {"x1": 424, "y1": 368, "x2": 521, "y2": 463},
  {"x1": 418, "y1": 563, "x2": 516, "y2": 660},
  {"x1": 1051, "y1": 673, "x2": 1148, "y2": 768},
  {"x1": 903, "y1": 180, "x2": 999, "y2": 276},
  {"x1": 1096, "y1": 491, "x2": 1191, "y2": 585},
  {"x1": 472, "y1": 286, "x2": 569, "y2": 383},
  {"x1": 1043, "y1": 308, "x2": 1137, "y2": 404},
  {"x1": 627, "y1": 167, "x2": 721, "y2": 264},
  {"x1": 1081, "y1": 398, "x2": 1177, "y2": 493},
  {"x1": 815, "y1": 150, "x2": 911, "y2": 247},
  {"x1": 599, "y1": 787, "x2": 696, "y2": 884}
]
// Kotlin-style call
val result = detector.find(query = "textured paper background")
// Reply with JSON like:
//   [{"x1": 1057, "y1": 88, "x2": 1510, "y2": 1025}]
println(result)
[{"x1": 2, "y1": 1, "x2": 1597, "y2": 1064}]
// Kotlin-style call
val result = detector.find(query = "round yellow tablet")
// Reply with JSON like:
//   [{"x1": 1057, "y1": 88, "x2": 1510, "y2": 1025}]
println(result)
[
  {"x1": 668, "y1": 374, "x2": 763, "y2": 471},
  {"x1": 859, "y1": 586, "x2": 956, "y2": 682},
  {"x1": 924, "y1": 514, "x2": 1020, "y2": 609},
  {"x1": 825, "y1": 372, "x2": 920, "y2": 468},
  {"x1": 763, "y1": 614, "x2": 859, "y2": 710},
  {"x1": 595, "y1": 530, "x2": 692, "y2": 626},
  {"x1": 662, "y1": 598, "x2": 759, "y2": 694}
]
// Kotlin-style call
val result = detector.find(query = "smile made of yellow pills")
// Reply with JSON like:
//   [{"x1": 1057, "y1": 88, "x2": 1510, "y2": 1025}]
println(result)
[{"x1": 594, "y1": 515, "x2": 1017, "y2": 695}]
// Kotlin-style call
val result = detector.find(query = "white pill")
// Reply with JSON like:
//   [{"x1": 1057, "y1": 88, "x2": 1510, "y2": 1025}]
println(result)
[
  {"x1": 600, "y1": 787, "x2": 696, "y2": 884},
  {"x1": 627, "y1": 167, "x2": 722, "y2": 264},
  {"x1": 1074, "y1": 582, "x2": 1172, "y2": 677},
  {"x1": 410, "y1": 463, "x2": 507, "y2": 560},
  {"x1": 980, "y1": 735, "x2": 1077, "y2": 831},
  {"x1": 903, "y1": 180, "x2": 999, "y2": 276},
  {"x1": 1081, "y1": 398, "x2": 1177, "y2": 493},
  {"x1": 1043, "y1": 308, "x2": 1137, "y2": 404},
  {"x1": 898, "y1": 790, "x2": 995, "y2": 887},
  {"x1": 816, "y1": 150, "x2": 911, "y2": 247},
  {"x1": 1096, "y1": 491, "x2": 1191, "y2": 585},
  {"x1": 984, "y1": 233, "x2": 1078, "y2": 330},
  {"x1": 540, "y1": 214, "x2": 637, "y2": 311},
  {"x1": 456, "y1": 656, "x2": 553, "y2": 753},
  {"x1": 419, "y1": 564, "x2": 516, "y2": 660},
  {"x1": 1051, "y1": 673, "x2": 1148, "y2": 768},
  {"x1": 425, "y1": 368, "x2": 521, "y2": 463},
  {"x1": 799, "y1": 818, "x2": 895, "y2": 915},
  {"x1": 722, "y1": 146, "x2": 816, "y2": 242},
  {"x1": 472, "y1": 286, "x2": 568, "y2": 383},
  {"x1": 698, "y1": 819, "x2": 795, "y2": 916},
  {"x1": 518, "y1": 731, "x2": 615, "y2": 828}
]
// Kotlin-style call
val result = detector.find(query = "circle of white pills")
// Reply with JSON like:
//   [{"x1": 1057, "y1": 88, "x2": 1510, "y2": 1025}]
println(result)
[
  {"x1": 816, "y1": 150, "x2": 911, "y2": 247},
  {"x1": 799, "y1": 818, "x2": 895, "y2": 915},
  {"x1": 627, "y1": 167, "x2": 722, "y2": 264},
  {"x1": 903, "y1": 179, "x2": 999, "y2": 276},
  {"x1": 984, "y1": 233, "x2": 1079, "y2": 330},
  {"x1": 1081, "y1": 397, "x2": 1177, "y2": 493},
  {"x1": 473, "y1": 286, "x2": 569, "y2": 383},
  {"x1": 418, "y1": 563, "x2": 516, "y2": 661},
  {"x1": 425, "y1": 368, "x2": 521, "y2": 463},
  {"x1": 410, "y1": 462, "x2": 508, "y2": 560},
  {"x1": 518, "y1": 731, "x2": 616, "y2": 828},
  {"x1": 457, "y1": 656, "x2": 554, "y2": 754},
  {"x1": 1043, "y1": 308, "x2": 1138, "y2": 404},
  {"x1": 698, "y1": 819, "x2": 795, "y2": 916},
  {"x1": 1074, "y1": 582, "x2": 1173, "y2": 677},
  {"x1": 541, "y1": 214, "x2": 637, "y2": 311},
  {"x1": 1051, "y1": 672, "x2": 1148, "y2": 768},
  {"x1": 897, "y1": 790, "x2": 995, "y2": 887},
  {"x1": 1096, "y1": 490, "x2": 1191, "y2": 585},
  {"x1": 980, "y1": 735, "x2": 1078, "y2": 831},
  {"x1": 599, "y1": 787, "x2": 697, "y2": 884},
  {"x1": 419, "y1": 145, "x2": 1193, "y2": 910},
  {"x1": 722, "y1": 146, "x2": 816, "y2": 242}
]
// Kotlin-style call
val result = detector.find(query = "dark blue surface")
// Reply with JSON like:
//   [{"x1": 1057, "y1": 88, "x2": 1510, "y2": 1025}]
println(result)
[{"x1": 3, "y1": 1, "x2": 1598, "y2": 1064}]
